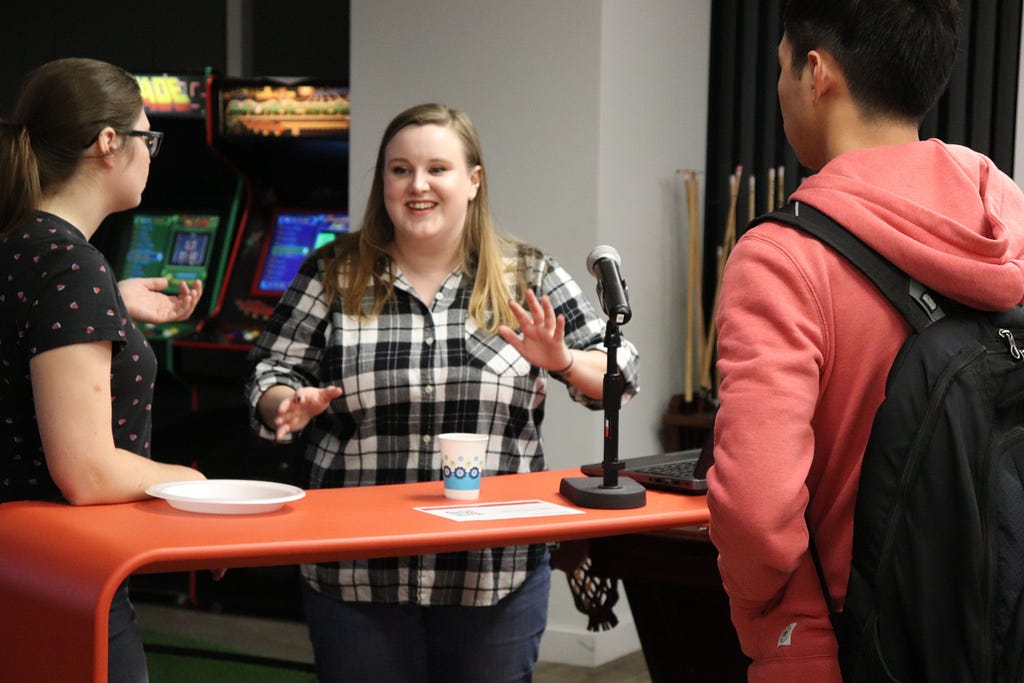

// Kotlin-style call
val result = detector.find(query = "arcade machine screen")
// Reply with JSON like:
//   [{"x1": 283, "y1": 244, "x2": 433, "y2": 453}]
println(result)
[
  {"x1": 123, "y1": 212, "x2": 220, "y2": 291},
  {"x1": 253, "y1": 211, "x2": 349, "y2": 295}
]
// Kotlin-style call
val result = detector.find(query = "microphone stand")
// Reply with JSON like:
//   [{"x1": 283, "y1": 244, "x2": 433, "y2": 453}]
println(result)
[{"x1": 559, "y1": 318, "x2": 646, "y2": 509}]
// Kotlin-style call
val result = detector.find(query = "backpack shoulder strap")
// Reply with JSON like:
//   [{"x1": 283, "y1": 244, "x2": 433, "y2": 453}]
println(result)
[{"x1": 750, "y1": 201, "x2": 945, "y2": 333}]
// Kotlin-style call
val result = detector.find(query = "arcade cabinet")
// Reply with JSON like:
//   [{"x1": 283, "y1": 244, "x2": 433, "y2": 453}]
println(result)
[
  {"x1": 91, "y1": 70, "x2": 251, "y2": 608},
  {"x1": 168, "y1": 74, "x2": 350, "y2": 616},
  {"x1": 97, "y1": 70, "x2": 241, "y2": 333},
  {"x1": 194, "y1": 78, "x2": 351, "y2": 338},
  {"x1": 93, "y1": 69, "x2": 246, "y2": 463},
  {"x1": 95, "y1": 72, "x2": 349, "y2": 618},
  {"x1": 166, "y1": 75, "x2": 350, "y2": 478},
  {"x1": 104, "y1": 75, "x2": 351, "y2": 486}
]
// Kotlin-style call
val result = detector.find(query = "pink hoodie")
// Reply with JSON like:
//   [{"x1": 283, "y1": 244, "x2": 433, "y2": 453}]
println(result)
[{"x1": 707, "y1": 140, "x2": 1024, "y2": 682}]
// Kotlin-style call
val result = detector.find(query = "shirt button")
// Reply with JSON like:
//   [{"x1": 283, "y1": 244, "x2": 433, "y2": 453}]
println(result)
[
  {"x1": 434, "y1": 292, "x2": 444, "y2": 301},
  {"x1": 422, "y1": 434, "x2": 432, "y2": 444},
  {"x1": 425, "y1": 337, "x2": 434, "y2": 346},
  {"x1": 424, "y1": 385, "x2": 433, "y2": 394}
]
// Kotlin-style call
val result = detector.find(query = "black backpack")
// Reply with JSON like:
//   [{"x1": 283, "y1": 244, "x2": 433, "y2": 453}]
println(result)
[{"x1": 750, "y1": 201, "x2": 1024, "y2": 682}]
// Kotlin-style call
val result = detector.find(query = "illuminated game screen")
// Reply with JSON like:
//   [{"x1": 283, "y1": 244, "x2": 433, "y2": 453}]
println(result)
[
  {"x1": 123, "y1": 213, "x2": 220, "y2": 288},
  {"x1": 221, "y1": 85, "x2": 350, "y2": 138},
  {"x1": 254, "y1": 212, "x2": 349, "y2": 295}
]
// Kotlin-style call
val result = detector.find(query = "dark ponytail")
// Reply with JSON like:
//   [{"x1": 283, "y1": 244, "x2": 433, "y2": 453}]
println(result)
[{"x1": 0, "y1": 121, "x2": 41, "y2": 238}]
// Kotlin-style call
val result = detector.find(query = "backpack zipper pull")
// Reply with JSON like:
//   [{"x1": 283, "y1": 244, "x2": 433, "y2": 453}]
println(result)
[{"x1": 998, "y1": 328, "x2": 1023, "y2": 361}]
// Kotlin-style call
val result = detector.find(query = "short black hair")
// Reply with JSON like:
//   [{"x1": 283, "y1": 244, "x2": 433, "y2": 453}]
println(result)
[{"x1": 783, "y1": 0, "x2": 961, "y2": 122}]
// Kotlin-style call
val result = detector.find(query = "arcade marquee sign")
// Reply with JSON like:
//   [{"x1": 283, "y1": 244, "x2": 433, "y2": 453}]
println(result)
[
  {"x1": 136, "y1": 73, "x2": 206, "y2": 118},
  {"x1": 132, "y1": 73, "x2": 351, "y2": 139},
  {"x1": 221, "y1": 84, "x2": 350, "y2": 138}
]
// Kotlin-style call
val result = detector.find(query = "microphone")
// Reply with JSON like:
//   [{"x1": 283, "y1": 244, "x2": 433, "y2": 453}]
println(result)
[{"x1": 586, "y1": 245, "x2": 632, "y2": 325}]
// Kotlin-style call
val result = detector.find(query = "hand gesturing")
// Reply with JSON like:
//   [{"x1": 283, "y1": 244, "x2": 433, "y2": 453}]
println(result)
[
  {"x1": 274, "y1": 385, "x2": 343, "y2": 441},
  {"x1": 118, "y1": 278, "x2": 203, "y2": 324},
  {"x1": 497, "y1": 290, "x2": 572, "y2": 372}
]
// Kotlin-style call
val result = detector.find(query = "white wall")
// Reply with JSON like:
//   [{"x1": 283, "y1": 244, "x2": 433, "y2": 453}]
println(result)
[
  {"x1": 352, "y1": 0, "x2": 711, "y2": 666},
  {"x1": 597, "y1": 1, "x2": 711, "y2": 465}
]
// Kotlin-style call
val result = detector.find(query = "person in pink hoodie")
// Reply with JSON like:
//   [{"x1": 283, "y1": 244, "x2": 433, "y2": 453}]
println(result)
[{"x1": 706, "y1": 1, "x2": 1024, "y2": 681}]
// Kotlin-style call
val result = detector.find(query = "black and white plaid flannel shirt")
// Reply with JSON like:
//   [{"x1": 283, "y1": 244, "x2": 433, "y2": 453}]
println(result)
[{"x1": 247, "y1": 247, "x2": 639, "y2": 606}]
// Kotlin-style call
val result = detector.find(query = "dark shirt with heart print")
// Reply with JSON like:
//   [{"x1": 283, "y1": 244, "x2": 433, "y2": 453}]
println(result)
[{"x1": 0, "y1": 212, "x2": 156, "y2": 502}]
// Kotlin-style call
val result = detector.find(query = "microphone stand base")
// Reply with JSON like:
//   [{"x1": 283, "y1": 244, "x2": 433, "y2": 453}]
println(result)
[{"x1": 559, "y1": 476, "x2": 647, "y2": 509}]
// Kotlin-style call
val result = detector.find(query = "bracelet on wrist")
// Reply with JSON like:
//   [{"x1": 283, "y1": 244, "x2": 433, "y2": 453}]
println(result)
[{"x1": 552, "y1": 351, "x2": 574, "y2": 377}]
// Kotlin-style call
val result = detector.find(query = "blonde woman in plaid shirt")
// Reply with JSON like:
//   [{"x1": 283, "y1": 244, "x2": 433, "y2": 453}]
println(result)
[{"x1": 246, "y1": 103, "x2": 639, "y2": 682}]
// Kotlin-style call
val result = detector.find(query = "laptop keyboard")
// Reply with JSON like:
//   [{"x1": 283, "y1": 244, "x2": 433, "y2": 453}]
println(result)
[{"x1": 634, "y1": 460, "x2": 698, "y2": 478}]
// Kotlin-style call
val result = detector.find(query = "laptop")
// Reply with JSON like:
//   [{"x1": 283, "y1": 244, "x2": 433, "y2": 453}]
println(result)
[{"x1": 579, "y1": 429, "x2": 714, "y2": 495}]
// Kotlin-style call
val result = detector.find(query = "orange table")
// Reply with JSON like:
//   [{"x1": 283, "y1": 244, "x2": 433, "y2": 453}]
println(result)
[{"x1": 0, "y1": 468, "x2": 708, "y2": 682}]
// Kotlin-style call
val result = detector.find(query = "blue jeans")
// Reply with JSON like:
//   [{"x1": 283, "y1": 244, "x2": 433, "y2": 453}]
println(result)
[
  {"x1": 108, "y1": 580, "x2": 148, "y2": 683},
  {"x1": 302, "y1": 561, "x2": 551, "y2": 683}
]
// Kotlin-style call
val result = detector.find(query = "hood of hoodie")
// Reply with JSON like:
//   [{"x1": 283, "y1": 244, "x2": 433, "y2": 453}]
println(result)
[{"x1": 790, "y1": 139, "x2": 1024, "y2": 310}]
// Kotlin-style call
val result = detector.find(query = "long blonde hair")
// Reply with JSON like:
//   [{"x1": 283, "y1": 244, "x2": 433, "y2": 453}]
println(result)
[{"x1": 322, "y1": 103, "x2": 532, "y2": 333}]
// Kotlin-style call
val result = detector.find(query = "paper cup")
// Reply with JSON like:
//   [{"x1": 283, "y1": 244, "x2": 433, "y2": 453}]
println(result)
[{"x1": 439, "y1": 433, "x2": 488, "y2": 500}]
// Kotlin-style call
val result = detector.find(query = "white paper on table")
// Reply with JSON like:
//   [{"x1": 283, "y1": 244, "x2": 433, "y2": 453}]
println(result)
[{"x1": 414, "y1": 499, "x2": 585, "y2": 522}]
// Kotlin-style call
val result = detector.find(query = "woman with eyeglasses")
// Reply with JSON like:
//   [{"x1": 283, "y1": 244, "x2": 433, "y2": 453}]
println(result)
[{"x1": 0, "y1": 57, "x2": 206, "y2": 682}]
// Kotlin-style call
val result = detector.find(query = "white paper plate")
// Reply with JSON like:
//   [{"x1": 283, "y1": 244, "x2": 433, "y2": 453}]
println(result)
[{"x1": 146, "y1": 479, "x2": 305, "y2": 515}]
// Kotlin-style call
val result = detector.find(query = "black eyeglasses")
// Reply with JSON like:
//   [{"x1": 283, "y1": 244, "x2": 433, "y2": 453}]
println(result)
[{"x1": 123, "y1": 130, "x2": 164, "y2": 158}]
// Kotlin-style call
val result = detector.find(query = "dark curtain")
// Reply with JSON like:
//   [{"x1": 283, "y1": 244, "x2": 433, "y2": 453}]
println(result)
[{"x1": 702, "y1": 0, "x2": 1023, "y2": 279}]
